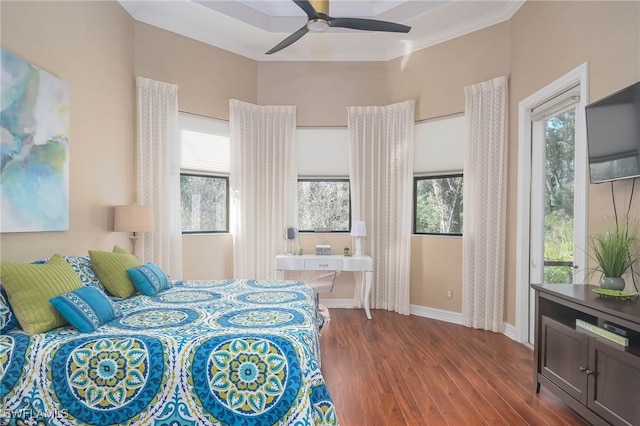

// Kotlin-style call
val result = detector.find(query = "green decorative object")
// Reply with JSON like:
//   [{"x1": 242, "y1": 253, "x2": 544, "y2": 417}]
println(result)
[
  {"x1": 593, "y1": 288, "x2": 639, "y2": 300},
  {"x1": 588, "y1": 221, "x2": 639, "y2": 290},
  {"x1": 344, "y1": 247, "x2": 351, "y2": 256}
]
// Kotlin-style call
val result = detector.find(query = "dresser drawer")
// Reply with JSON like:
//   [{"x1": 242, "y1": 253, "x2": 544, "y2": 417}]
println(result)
[{"x1": 304, "y1": 259, "x2": 343, "y2": 270}]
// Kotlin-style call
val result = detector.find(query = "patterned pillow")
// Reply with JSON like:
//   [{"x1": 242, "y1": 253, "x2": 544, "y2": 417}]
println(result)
[
  {"x1": 126, "y1": 263, "x2": 173, "y2": 296},
  {"x1": 88, "y1": 246, "x2": 141, "y2": 298},
  {"x1": 0, "y1": 254, "x2": 84, "y2": 334},
  {"x1": 63, "y1": 256, "x2": 106, "y2": 292},
  {"x1": 50, "y1": 286, "x2": 119, "y2": 333},
  {"x1": 0, "y1": 286, "x2": 18, "y2": 333}
]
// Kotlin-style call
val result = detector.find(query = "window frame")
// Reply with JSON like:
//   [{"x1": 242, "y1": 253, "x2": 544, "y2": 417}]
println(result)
[
  {"x1": 297, "y1": 177, "x2": 352, "y2": 233},
  {"x1": 180, "y1": 172, "x2": 230, "y2": 234},
  {"x1": 413, "y1": 173, "x2": 464, "y2": 236}
]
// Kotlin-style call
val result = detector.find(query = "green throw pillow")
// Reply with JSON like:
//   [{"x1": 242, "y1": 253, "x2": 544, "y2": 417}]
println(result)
[
  {"x1": 0, "y1": 254, "x2": 83, "y2": 334},
  {"x1": 113, "y1": 245, "x2": 130, "y2": 255},
  {"x1": 89, "y1": 246, "x2": 141, "y2": 298}
]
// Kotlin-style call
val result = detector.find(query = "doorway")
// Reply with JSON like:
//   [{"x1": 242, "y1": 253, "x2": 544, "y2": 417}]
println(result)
[{"x1": 516, "y1": 63, "x2": 589, "y2": 344}]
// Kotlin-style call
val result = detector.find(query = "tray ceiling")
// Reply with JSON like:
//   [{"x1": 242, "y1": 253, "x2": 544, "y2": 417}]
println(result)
[{"x1": 118, "y1": 0, "x2": 524, "y2": 61}]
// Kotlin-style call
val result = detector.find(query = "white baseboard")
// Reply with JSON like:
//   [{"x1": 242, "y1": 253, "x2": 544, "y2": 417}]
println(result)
[
  {"x1": 503, "y1": 322, "x2": 517, "y2": 341},
  {"x1": 410, "y1": 304, "x2": 462, "y2": 325},
  {"x1": 321, "y1": 299, "x2": 518, "y2": 342},
  {"x1": 318, "y1": 298, "x2": 357, "y2": 309}
]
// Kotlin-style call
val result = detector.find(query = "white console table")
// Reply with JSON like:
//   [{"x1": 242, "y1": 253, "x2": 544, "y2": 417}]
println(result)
[{"x1": 275, "y1": 254, "x2": 374, "y2": 319}]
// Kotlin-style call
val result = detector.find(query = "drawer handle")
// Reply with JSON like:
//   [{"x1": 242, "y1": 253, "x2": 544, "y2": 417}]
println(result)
[
  {"x1": 579, "y1": 367, "x2": 593, "y2": 375},
  {"x1": 319, "y1": 264, "x2": 329, "y2": 267}
]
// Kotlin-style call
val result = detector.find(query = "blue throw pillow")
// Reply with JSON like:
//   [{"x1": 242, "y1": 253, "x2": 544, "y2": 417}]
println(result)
[
  {"x1": 126, "y1": 263, "x2": 172, "y2": 296},
  {"x1": 50, "y1": 286, "x2": 119, "y2": 333}
]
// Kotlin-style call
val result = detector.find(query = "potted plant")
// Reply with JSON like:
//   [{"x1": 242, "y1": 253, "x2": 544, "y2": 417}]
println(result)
[{"x1": 588, "y1": 221, "x2": 639, "y2": 290}]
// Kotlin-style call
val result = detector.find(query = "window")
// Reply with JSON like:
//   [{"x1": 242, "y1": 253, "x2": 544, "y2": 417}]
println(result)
[
  {"x1": 180, "y1": 174, "x2": 228, "y2": 233},
  {"x1": 413, "y1": 115, "x2": 465, "y2": 235},
  {"x1": 298, "y1": 179, "x2": 351, "y2": 232},
  {"x1": 414, "y1": 174, "x2": 463, "y2": 235},
  {"x1": 179, "y1": 112, "x2": 230, "y2": 233}
]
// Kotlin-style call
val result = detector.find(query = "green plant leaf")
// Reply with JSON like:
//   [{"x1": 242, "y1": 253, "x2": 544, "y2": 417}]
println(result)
[{"x1": 588, "y1": 221, "x2": 639, "y2": 279}]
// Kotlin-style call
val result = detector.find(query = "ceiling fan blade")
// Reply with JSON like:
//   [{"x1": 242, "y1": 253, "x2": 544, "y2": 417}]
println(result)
[
  {"x1": 293, "y1": 0, "x2": 318, "y2": 19},
  {"x1": 329, "y1": 17, "x2": 411, "y2": 33},
  {"x1": 265, "y1": 25, "x2": 310, "y2": 55}
]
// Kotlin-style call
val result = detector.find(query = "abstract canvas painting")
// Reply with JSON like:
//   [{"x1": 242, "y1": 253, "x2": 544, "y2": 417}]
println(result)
[{"x1": 1, "y1": 48, "x2": 70, "y2": 232}]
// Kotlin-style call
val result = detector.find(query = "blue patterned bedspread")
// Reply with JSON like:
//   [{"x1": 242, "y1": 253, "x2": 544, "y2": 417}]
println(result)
[{"x1": 0, "y1": 279, "x2": 338, "y2": 425}]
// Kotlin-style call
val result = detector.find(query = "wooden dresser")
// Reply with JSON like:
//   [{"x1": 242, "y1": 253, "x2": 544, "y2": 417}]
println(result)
[{"x1": 531, "y1": 284, "x2": 640, "y2": 426}]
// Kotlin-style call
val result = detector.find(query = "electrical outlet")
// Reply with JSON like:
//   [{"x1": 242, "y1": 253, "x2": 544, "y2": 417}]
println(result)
[{"x1": 447, "y1": 290, "x2": 453, "y2": 299}]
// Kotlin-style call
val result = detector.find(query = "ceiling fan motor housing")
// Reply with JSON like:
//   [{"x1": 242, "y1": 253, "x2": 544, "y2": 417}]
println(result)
[
  {"x1": 309, "y1": 0, "x2": 329, "y2": 15},
  {"x1": 306, "y1": 0, "x2": 329, "y2": 31}
]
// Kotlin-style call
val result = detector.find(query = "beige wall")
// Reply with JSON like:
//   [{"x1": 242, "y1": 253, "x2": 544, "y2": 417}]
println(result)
[
  {"x1": 182, "y1": 234, "x2": 234, "y2": 280},
  {"x1": 258, "y1": 61, "x2": 389, "y2": 126},
  {"x1": 387, "y1": 22, "x2": 511, "y2": 121},
  {"x1": 410, "y1": 236, "x2": 463, "y2": 311},
  {"x1": 2, "y1": 1, "x2": 639, "y2": 327},
  {"x1": 0, "y1": 1, "x2": 136, "y2": 261},
  {"x1": 134, "y1": 22, "x2": 258, "y2": 120}
]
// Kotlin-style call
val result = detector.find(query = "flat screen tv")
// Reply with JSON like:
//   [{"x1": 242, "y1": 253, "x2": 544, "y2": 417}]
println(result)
[{"x1": 585, "y1": 81, "x2": 640, "y2": 184}]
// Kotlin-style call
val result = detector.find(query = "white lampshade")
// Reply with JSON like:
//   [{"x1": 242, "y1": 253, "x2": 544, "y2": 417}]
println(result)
[
  {"x1": 114, "y1": 205, "x2": 154, "y2": 233},
  {"x1": 350, "y1": 221, "x2": 367, "y2": 237}
]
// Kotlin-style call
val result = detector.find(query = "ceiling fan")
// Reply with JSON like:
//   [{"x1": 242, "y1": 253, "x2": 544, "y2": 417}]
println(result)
[{"x1": 266, "y1": 0, "x2": 411, "y2": 55}]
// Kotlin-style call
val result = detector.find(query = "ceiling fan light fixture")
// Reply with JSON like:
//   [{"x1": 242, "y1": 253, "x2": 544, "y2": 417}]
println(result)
[{"x1": 307, "y1": 18, "x2": 329, "y2": 32}]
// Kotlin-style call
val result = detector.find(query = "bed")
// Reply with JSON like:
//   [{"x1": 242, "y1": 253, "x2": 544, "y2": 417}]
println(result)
[{"x1": 0, "y1": 253, "x2": 338, "y2": 426}]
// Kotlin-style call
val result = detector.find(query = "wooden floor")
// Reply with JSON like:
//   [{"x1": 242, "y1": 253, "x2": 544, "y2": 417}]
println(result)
[{"x1": 319, "y1": 309, "x2": 587, "y2": 426}]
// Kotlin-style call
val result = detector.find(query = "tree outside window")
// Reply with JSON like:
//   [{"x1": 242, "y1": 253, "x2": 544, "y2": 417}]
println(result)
[
  {"x1": 180, "y1": 174, "x2": 228, "y2": 233},
  {"x1": 298, "y1": 179, "x2": 351, "y2": 232},
  {"x1": 543, "y1": 109, "x2": 575, "y2": 283},
  {"x1": 414, "y1": 174, "x2": 463, "y2": 235}
]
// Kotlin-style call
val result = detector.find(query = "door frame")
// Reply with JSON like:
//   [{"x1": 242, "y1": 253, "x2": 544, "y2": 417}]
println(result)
[{"x1": 515, "y1": 63, "x2": 589, "y2": 343}]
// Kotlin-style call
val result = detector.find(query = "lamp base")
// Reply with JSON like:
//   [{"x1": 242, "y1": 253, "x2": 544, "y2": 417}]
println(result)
[
  {"x1": 354, "y1": 238, "x2": 363, "y2": 257},
  {"x1": 129, "y1": 235, "x2": 141, "y2": 259}
]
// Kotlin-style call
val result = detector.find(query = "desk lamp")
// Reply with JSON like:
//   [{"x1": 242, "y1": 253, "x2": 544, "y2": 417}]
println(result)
[{"x1": 351, "y1": 220, "x2": 367, "y2": 257}]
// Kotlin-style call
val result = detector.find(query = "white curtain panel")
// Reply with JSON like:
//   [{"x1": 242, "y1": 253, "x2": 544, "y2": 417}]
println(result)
[
  {"x1": 462, "y1": 76, "x2": 508, "y2": 332},
  {"x1": 136, "y1": 77, "x2": 183, "y2": 279},
  {"x1": 229, "y1": 99, "x2": 297, "y2": 279},
  {"x1": 347, "y1": 100, "x2": 415, "y2": 315}
]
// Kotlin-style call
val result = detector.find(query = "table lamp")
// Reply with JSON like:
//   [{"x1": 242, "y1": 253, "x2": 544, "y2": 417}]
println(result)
[
  {"x1": 114, "y1": 204, "x2": 154, "y2": 257},
  {"x1": 351, "y1": 220, "x2": 367, "y2": 256}
]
